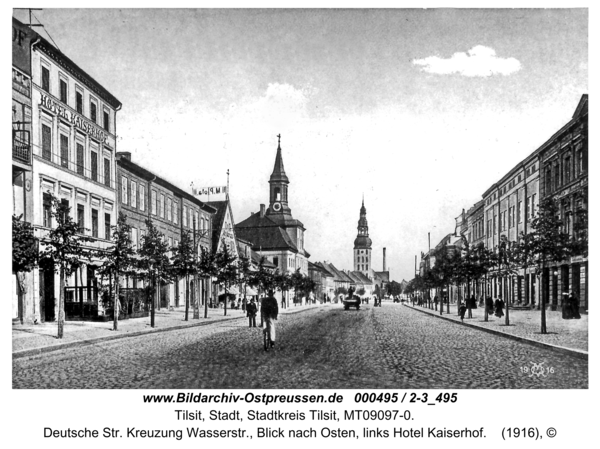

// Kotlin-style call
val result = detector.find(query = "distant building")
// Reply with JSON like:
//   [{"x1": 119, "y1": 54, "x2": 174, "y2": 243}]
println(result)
[
  {"x1": 236, "y1": 138, "x2": 310, "y2": 278},
  {"x1": 353, "y1": 198, "x2": 372, "y2": 276}
]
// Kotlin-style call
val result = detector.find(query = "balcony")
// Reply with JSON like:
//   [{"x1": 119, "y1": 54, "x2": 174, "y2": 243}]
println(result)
[{"x1": 12, "y1": 134, "x2": 31, "y2": 165}]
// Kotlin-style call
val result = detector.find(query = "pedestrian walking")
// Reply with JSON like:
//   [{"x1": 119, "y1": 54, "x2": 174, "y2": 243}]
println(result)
[
  {"x1": 433, "y1": 295, "x2": 439, "y2": 311},
  {"x1": 569, "y1": 292, "x2": 581, "y2": 319},
  {"x1": 486, "y1": 295, "x2": 494, "y2": 315},
  {"x1": 261, "y1": 289, "x2": 279, "y2": 348},
  {"x1": 247, "y1": 298, "x2": 257, "y2": 327},
  {"x1": 561, "y1": 292, "x2": 572, "y2": 319},
  {"x1": 468, "y1": 294, "x2": 476, "y2": 318},
  {"x1": 459, "y1": 302, "x2": 467, "y2": 322},
  {"x1": 494, "y1": 296, "x2": 505, "y2": 318}
]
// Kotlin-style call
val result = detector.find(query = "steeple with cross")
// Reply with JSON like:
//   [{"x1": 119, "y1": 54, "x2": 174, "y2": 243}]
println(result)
[{"x1": 267, "y1": 134, "x2": 292, "y2": 220}]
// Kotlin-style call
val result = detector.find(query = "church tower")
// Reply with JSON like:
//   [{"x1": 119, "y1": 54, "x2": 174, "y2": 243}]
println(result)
[
  {"x1": 354, "y1": 197, "x2": 372, "y2": 276},
  {"x1": 266, "y1": 134, "x2": 293, "y2": 221}
]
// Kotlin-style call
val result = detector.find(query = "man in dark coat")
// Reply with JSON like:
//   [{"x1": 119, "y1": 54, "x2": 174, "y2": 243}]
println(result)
[
  {"x1": 569, "y1": 292, "x2": 581, "y2": 319},
  {"x1": 261, "y1": 289, "x2": 279, "y2": 347},
  {"x1": 494, "y1": 296, "x2": 505, "y2": 318},
  {"x1": 561, "y1": 293, "x2": 572, "y2": 319},
  {"x1": 246, "y1": 298, "x2": 258, "y2": 327}
]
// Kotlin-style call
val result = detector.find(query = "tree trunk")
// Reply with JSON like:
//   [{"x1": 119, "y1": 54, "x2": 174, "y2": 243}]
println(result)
[
  {"x1": 185, "y1": 274, "x2": 189, "y2": 321},
  {"x1": 150, "y1": 275, "x2": 156, "y2": 328},
  {"x1": 113, "y1": 272, "x2": 119, "y2": 331},
  {"x1": 58, "y1": 267, "x2": 65, "y2": 339},
  {"x1": 505, "y1": 275, "x2": 510, "y2": 326},
  {"x1": 204, "y1": 277, "x2": 209, "y2": 319},
  {"x1": 541, "y1": 261, "x2": 547, "y2": 334}
]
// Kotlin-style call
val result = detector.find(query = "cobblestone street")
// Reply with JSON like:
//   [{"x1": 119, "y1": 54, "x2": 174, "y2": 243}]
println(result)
[{"x1": 13, "y1": 303, "x2": 587, "y2": 389}]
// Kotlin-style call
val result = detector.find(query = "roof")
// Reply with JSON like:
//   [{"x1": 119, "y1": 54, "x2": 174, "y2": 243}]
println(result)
[
  {"x1": 250, "y1": 250, "x2": 277, "y2": 269},
  {"x1": 22, "y1": 18, "x2": 122, "y2": 110},
  {"x1": 352, "y1": 271, "x2": 373, "y2": 285},
  {"x1": 269, "y1": 142, "x2": 289, "y2": 184},
  {"x1": 309, "y1": 261, "x2": 333, "y2": 277},
  {"x1": 373, "y1": 271, "x2": 390, "y2": 283},
  {"x1": 116, "y1": 155, "x2": 216, "y2": 214},
  {"x1": 205, "y1": 200, "x2": 237, "y2": 253},
  {"x1": 236, "y1": 212, "x2": 310, "y2": 256}
]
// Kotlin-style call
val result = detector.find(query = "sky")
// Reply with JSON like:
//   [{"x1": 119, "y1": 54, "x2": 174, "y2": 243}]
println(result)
[{"x1": 10, "y1": 6, "x2": 588, "y2": 282}]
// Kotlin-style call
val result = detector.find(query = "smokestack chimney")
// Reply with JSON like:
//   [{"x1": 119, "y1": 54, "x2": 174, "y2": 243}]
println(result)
[
  {"x1": 260, "y1": 204, "x2": 266, "y2": 217},
  {"x1": 383, "y1": 247, "x2": 387, "y2": 271}
]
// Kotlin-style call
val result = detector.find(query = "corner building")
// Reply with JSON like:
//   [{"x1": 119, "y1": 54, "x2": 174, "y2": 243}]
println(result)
[{"x1": 29, "y1": 25, "x2": 122, "y2": 322}]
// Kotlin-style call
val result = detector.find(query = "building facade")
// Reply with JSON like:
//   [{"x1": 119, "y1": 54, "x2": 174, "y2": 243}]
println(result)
[
  {"x1": 28, "y1": 26, "x2": 122, "y2": 323},
  {"x1": 116, "y1": 152, "x2": 215, "y2": 310},
  {"x1": 353, "y1": 198, "x2": 372, "y2": 276},
  {"x1": 236, "y1": 138, "x2": 310, "y2": 281},
  {"x1": 538, "y1": 94, "x2": 588, "y2": 311},
  {"x1": 12, "y1": 18, "x2": 36, "y2": 323}
]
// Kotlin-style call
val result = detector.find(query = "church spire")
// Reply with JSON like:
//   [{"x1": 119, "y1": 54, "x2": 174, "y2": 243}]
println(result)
[{"x1": 270, "y1": 134, "x2": 289, "y2": 184}]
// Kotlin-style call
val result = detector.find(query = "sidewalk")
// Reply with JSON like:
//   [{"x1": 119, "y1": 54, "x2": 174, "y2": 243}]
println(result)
[
  {"x1": 13, "y1": 302, "x2": 330, "y2": 358},
  {"x1": 404, "y1": 302, "x2": 588, "y2": 356}
]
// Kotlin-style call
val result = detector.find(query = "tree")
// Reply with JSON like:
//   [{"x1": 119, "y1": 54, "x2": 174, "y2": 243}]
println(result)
[
  {"x1": 470, "y1": 242, "x2": 495, "y2": 321},
  {"x1": 274, "y1": 271, "x2": 293, "y2": 306},
  {"x1": 13, "y1": 214, "x2": 39, "y2": 323},
  {"x1": 197, "y1": 246, "x2": 220, "y2": 318},
  {"x1": 213, "y1": 242, "x2": 238, "y2": 316},
  {"x1": 247, "y1": 256, "x2": 275, "y2": 296},
  {"x1": 39, "y1": 194, "x2": 93, "y2": 338},
  {"x1": 291, "y1": 269, "x2": 305, "y2": 304},
  {"x1": 137, "y1": 219, "x2": 171, "y2": 328},
  {"x1": 96, "y1": 212, "x2": 136, "y2": 331},
  {"x1": 430, "y1": 247, "x2": 454, "y2": 314},
  {"x1": 492, "y1": 235, "x2": 520, "y2": 326},
  {"x1": 519, "y1": 198, "x2": 573, "y2": 334},
  {"x1": 170, "y1": 230, "x2": 196, "y2": 321}
]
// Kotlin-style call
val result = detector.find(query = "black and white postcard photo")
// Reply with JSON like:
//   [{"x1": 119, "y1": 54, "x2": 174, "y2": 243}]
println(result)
[{"x1": 7, "y1": 4, "x2": 595, "y2": 448}]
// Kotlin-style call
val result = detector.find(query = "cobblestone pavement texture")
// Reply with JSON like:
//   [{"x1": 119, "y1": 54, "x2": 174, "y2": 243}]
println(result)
[
  {"x1": 13, "y1": 303, "x2": 587, "y2": 389},
  {"x1": 405, "y1": 302, "x2": 588, "y2": 351},
  {"x1": 13, "y1": 305, "x2": 287, "y2": 353}
]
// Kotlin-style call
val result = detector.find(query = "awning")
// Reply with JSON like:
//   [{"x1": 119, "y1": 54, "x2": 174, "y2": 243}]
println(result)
[{"x1": 245, "y1": 286, "x2": 258, "y2": 296}]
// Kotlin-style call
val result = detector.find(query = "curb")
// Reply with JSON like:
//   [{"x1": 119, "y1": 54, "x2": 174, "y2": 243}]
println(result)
[
  {"x1": 403, "y1": 304, "x2": 588, "y2": 360},
  {"x1": 13, "y1": 305, "x2": 325, "y2": 360}
]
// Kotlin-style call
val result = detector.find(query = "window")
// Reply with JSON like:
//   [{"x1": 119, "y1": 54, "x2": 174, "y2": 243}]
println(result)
[
  {"x1": 76, "y1": 90, "x2": 83, "y2": 114},
  {"x1": 194, "y1": 211, "x2": 199, "y2": 229},
  {"x1": 43, "y1": 192, "x2": 52, "y2": 227},
  {"x1": 273, "y1": 257, "x2": 278, "y2": 267},
  {"x1": 151, "y1": 190, "x2": 157, "y2": 215},
  {"x1": 531, "y1": 194, "x2": 536, "y2": 216},
  {"x1": 104, "y1": 157, "x2": 110, "y2": 187},
  {"x1": 104, "y1": 213, "x2": 111, "y2": 240},
  {"x1": 60, "y1": 134, "x2": 69, "y2": 168},
  {"x1": 60, "y1": 79, "x2": 67, "y2": 103},
  {"x1": 92, "y1": 209, "x2": 99, "y2": 238},
  {"x1": 90, "y1": 100, "x2": 97, "y2": 123},
  {"x1": 565, "y1": 156, "x2": 571, "y2": 184},
  {"x1": 76, "y1": 143, "x2": 84, "y2": 175},
  {"x1": 183, "y1": 206, "x2": 188, "y2": 227},
  {"x1": 77, "y1": 204, "x2": 85, "y2": 233},
  {"x1": 91, "y1": 151, "x2": 98, "y2": 181},
  {"x1": 103, "y1": 110, "x2": 110, "y2": 132},
  {"x1": 121, "y1": 176, "x2": 128, "y2": 204},
  {"x1": 59, "y1": 199, "x2": 69, "y2": 222},
  {"x1": 275, "y1": 187, "x2": 281, "y2": 201},
  {"x1": 42, "y1": 124, "x2": 52, "y2": 161},
  {"x1": 167, "y1": 198, "x2": 172, "y2": 221},
  {"x1": 131, "y1": 227, "x2": 138, "y2": 250},
  {"x1": 173, "y1": 201, "x2": 178, "y2": 224},
  {"x1": 159, "y1": 193, "x2": 165, "y2": 218},
  {"x1": 131, "y1": 181, "x2": 137, "y2": 208},
  {"x1": 41, "y1": 66, "x2": 50, "y2": 92},
  {"x1": 578, "y1": 148, "x2": 584, "y2": 173},
  {"x1": 139, "y1": 185, "x2": 145, "y2": 211},
  {"x1": 518, "y1": 200, "x2": 523, "y2": 223}
]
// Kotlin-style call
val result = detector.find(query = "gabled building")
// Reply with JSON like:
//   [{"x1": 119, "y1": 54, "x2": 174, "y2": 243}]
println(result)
[{"x1": 236, "y1": 137, "x2": 310, "y2": 278}]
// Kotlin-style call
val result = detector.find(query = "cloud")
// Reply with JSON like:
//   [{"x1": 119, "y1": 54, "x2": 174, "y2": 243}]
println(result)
[{"x1": 412, "y1": 45, "x2": 521, "y2": 77}]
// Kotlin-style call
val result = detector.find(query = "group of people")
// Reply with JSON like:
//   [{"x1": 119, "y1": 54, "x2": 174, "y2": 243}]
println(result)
[
  {"x1": 245, "y1": 290, "x2": 279, "y2": 347},
  {"x1": 561, "y1": 292, "x2": 582, "y2": 320}
]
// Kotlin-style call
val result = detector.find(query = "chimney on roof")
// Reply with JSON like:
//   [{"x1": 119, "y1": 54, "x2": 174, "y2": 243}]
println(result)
[
  {"x1": 383, "y1": 247, "x2": 387, "y2": 272},
  {"x1": 260, "y1": 204, "x2": 266, "y2": 217},
  {"x1": 116, "y1": 151, "x2": 131, "y2": 161}
]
